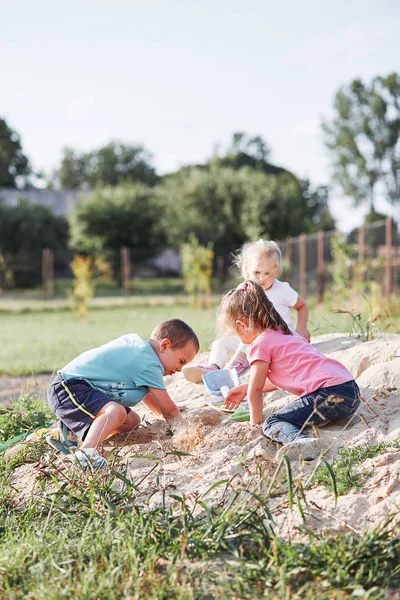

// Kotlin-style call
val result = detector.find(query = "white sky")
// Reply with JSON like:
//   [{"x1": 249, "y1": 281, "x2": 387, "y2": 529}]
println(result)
[{"x1": 2, "y1": 0, "x2": 400, "y2": 231}]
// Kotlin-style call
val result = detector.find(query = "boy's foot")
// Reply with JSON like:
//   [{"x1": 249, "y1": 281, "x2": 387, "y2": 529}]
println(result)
[
  {"x1": 183, "y1": 365, "x2": 218, "y2": 384},
  {"x1": 45, "y1": 422, "x2": 78, "y2": 455},
  {"x1": 276, "y1": 437, "x2": 324, "y2": 462},
  {"x1": 58, "y1": 422, "x2": 78, "y2": 447},
  {"x1": 45, "y1": 433, "x2": 73, "y2": 455},
  {"x1": 74, "y1": 448, "x2": 107, "y2": 471}
]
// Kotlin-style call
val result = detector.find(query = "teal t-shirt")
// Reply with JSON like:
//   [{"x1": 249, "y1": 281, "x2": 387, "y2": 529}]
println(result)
[{"x1": 61, "y1": 334, "x2": 166, "y2": 407}]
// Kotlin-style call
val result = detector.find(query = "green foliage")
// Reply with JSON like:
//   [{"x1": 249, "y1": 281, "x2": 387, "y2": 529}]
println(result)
[
  {"x1": 159, "y1": 166, "x2": 334, "y2": 255},
  {"x1": 69, "y1": 184, "x2": 165, "y2": 274},
  {"x1": 0, "y1": 301, "x2": 399, "y2": 377},
  {"x1": 0, "y1": 199, "x2": 69, "y2": 288},
  {"x1": 0, "y1": 394, "x2": 53, "y2": 443},
  {"x1": 180, "y1": 235, "x2": 214, "y2": 307},
  {"x1": 314, "y1": 439, "x2": 400, "y2": 495},
  {"x1": 70, "y1": 255, "x2": 95, "y2": 320},
  {"x1": 0, "y1": 117, "x2": 31, "y2": 187},
  {"x1": 0, "y1": 450, "x2": 399, "y2": 598},
  {"x1": 323, "y1": 72, "x2": 400, "y2": 210},
  {"x1": 52, "y1": 141, "x2": 158, "y2": 188},
  {"x1": 329, "y1": 232, "x2": 355, "y2": 302}
]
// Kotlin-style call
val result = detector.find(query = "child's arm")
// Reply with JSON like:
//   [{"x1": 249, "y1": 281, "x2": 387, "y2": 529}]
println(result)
[
  {"x1": 145, "y1": 388, "x2": 182, "y2": 422},
  {"x1": 293, "y1": 296, "x2": 310, "y2": 342},
  {"x1": 247, "y1": 360, "x2": 270, "y2": 425},
  {"x1": 224, "y1": 377, "x2": 277, "y2": 409}
]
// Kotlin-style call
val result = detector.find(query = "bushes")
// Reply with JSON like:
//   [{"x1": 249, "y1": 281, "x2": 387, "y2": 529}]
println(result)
[{"x1": 0, "y1": 199, "x2": 68, "y2": 288}]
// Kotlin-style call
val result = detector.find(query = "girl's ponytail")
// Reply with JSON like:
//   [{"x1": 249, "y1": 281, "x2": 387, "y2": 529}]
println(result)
[{"x1": 218, "y1": 279, "x2": 292, "y2": 336}]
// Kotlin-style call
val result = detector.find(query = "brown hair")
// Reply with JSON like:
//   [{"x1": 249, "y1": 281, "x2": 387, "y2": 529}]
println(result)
[
  {"x1": 151, "y1": 319, "x2": 200, "y2": 351},
  {"x1": 218, "y1": 280, "x2": 292, "y2": 336}
]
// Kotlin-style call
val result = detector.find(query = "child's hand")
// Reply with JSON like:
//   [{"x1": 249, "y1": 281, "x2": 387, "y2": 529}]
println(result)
[
  {"x1": 296, "y1": 326, "x2": 310, "y2": 342},
  {"x1": 224, "y1": 384, "x2": 247, "y2": 411}
]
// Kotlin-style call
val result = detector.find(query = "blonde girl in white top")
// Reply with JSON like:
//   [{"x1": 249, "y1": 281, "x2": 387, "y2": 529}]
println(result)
[{"x1": 183, "y1": 239, "x2": 310, "y2": 383}]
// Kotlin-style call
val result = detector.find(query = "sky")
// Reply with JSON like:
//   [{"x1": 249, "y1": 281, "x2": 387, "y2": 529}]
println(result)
[{"x1": 2, "y1": 0, "x2": 400, "y2": 232}]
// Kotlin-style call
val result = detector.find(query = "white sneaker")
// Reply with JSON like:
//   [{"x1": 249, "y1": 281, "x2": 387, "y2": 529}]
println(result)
[
  {"x1": 276, "y1": 437, "x2": 324, "y2": 462},
  {"x1": 182, "y1": 365, "x2": 218, "y2": 384},
  {"x1": 74, "y1": 448, "x2": 107, "y2": 471}
]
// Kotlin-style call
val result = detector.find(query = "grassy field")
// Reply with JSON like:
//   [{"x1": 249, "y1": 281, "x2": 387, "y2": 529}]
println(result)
[
  {"x1": 0, "y1": 300, "x2": 399, "y2": 376},
  {"x1": 0, "y1": 436, "x2": 399, "y2": 599},
  {"x1": 0, "y1": 295, "x2": 400, "y2": 598}
]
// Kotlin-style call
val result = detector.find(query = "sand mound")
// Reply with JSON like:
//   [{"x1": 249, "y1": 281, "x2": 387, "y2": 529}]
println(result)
[{"x1": 7, "y1": 333, "x2": 400, "y2": 538}]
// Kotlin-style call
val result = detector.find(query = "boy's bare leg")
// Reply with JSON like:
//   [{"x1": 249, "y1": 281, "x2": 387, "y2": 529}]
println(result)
[
  {"x1": 113, "y1": 410, "x2": 141, "y2": 433},
  {"x1": 82, "y1": 402, "x2": 140, "y2": 449}
]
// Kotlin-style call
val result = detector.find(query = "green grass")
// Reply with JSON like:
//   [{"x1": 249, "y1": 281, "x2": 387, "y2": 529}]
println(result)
[
  {"x1": 0, "y1": 442, "x2": 399, "y2": 599},
  {"x1": 1, "y1": 392, "x2": 400, "y2": 598},
  {"x1": 0, "y1": 395, "x2": 54, "y2": 444},
  {"x1": 0, "y1": 300, "x2": 399, "y2": 377},
  {"x1": 0, "y1": 305, "x2": 218, "y2": 376},
  {"x1": 314, "y1": 438, "x2": 400, "y2": 495}
]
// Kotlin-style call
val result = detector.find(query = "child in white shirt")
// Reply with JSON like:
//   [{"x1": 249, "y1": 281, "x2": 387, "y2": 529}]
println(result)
[{"x1": 183, "y1": 239, "x2": 310, "y2": 383}]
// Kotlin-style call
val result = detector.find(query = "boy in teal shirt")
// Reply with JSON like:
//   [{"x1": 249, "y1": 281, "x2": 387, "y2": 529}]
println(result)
[{"x1": 47, "y1": 319, "x2": 199, "y2": 469}]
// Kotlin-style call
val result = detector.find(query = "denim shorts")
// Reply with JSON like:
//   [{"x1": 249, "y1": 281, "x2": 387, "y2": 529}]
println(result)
[
  {"x1": 47, "y1": 374, "x2": 130, "y2": 441},
  {"x1": 263, "y1": 379, "x2": 361, "y2": 445}
]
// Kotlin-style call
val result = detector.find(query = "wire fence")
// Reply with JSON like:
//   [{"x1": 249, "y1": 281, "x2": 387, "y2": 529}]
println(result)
[
  {"x1": 278, "y1": 218, "x2": 399, "y2": 299},
  {"x1": 3, "y1": 218, "x2": 399, "y2": 300}
]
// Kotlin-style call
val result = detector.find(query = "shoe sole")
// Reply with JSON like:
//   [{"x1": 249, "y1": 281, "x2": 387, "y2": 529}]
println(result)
[
  {"x1": 276, "y1": 439, "x2": 323, "y2": 462},
  {"x1": 182, "y1": 367, "x2": 208, "y2": 384},
  {"x1": 45, "y1": 435, "x2": 72, "y2": 455}
]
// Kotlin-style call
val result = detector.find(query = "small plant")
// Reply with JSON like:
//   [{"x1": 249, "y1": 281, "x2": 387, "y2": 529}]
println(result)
[
  {"x1": 0, "y1": 394, "x2": 53, "y2": 444},
  {"x1": 329, "y1": 232, "x2": 355, "y2": 303},
  {"x1": 332, "y1": 293, "x2": 395, "y2": 341},
  {"x1": 70, "y1": 254, "x2": 111, "y2": 319},
  {"x1": 313, "y1": 438, "x2": 400, "y2": 495},
  {"x1": 70, "y1": 254, "x2": 95, "y2": 320},
  {"x1": 180, "y1": 234, "x2": 214, "y2": 308}
]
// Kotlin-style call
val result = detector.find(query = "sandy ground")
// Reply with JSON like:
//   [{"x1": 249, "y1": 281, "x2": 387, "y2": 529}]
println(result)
[{"x1": 5, "y1": 332, "x2": 400, "y2": 539}]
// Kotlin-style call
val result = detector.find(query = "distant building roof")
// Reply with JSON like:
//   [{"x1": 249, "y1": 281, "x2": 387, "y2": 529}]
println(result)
[{"x1": 0, "y1": 188, "x2": 89, "y2": 217}]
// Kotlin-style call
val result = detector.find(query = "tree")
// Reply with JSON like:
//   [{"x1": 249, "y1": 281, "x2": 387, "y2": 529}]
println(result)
[
  {"x1": 54, "y1": 148, "x2": 87, "y2": 189},
  {"x1": 0, "y1": 200, "x2": 69, "y2": 287},
  {"x1": 158, "y1": 166, "x2": 334, "y2": 256},
  {"x1": 158, "y1": 167, "x2": 247, "y2": 256},
  {"x1": 0, "y1": 118, "x2": 31, "y2": 188},
  {"x1": 239, "y1": 173, "x2": 334, "y2": 241},
  {"x1": 323, "y1": 72, "x2": 400, "y2": 211},
  {"x1": 212, "y1": 132, "x2": 288, "y2": 175},
  {"x1": 52, "y1": 141, "x2": 158, "y2": 189},
  {"x1": 69, "y1": 184, "x2": 165, "y2": 275}
]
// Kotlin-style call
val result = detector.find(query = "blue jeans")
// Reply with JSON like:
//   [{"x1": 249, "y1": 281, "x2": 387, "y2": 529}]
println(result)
[{"x1": 262, "y1": 380, "x2": 360, "y2": 445}]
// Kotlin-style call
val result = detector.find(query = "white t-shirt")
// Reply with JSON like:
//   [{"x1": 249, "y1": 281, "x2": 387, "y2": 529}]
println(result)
[{"x1": 264, "y1": 279, "x2": 298, "y2": 329}]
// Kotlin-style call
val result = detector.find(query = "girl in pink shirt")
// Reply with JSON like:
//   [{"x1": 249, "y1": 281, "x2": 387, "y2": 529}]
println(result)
[{"x1": 219, "y1": 280, "x2": 360, "y2": 461}]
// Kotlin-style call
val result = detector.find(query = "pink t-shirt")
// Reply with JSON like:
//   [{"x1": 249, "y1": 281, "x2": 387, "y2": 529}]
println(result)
[{"x1": 247, "y1": 329, "x2": 354, "y2": 397}]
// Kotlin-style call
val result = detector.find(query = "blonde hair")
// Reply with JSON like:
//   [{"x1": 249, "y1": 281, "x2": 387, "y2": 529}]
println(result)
[
  {"x1": 151, "y1": 319, "x2": 199, "y2": 351},
  {"x1": 218, "y1": 280, "x2": 292, "y2": 337},
  {"x1": 235, "y1": 239, "x2": 282, "y2": 279}
]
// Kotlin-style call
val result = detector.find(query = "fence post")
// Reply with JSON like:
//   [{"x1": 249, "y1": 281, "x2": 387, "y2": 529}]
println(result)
[
  {"x1": 120, "y1": 247, "x2": 131, "y2": 296},
  {"x1": 42, "y1": 248, "x2": 54, "y2": 299},
  {"x1": 299, "y1": 233, "x2": 307, "y2": 298},
  {"x1": 384, "y1": 217, "x2": 393, "y2": 298},
  {"x1": 285, "y1": 236, "x2": 292, "y2": 281},
  {"x1": 358, "y1": 225, "x2": 365, "y2": 284},
  {"x1": 317, "y1": 231, "x2": 325, "y2": 302},
  {"x1": 216, "y1": 255, "x2": 225, "y2": 292}
]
